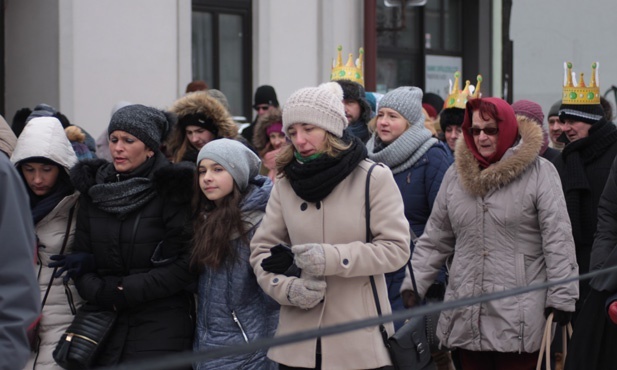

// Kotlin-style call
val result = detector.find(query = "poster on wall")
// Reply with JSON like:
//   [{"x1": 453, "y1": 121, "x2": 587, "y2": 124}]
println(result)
[{"x1": 425, "y1": 55, "x2": 462, "y2": 100}]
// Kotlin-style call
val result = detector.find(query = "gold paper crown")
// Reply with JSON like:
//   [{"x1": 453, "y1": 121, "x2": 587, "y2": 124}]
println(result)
[
  {"x1": 444, "y1": 72, "x2": 483, "y2": 109},
  {"x1": 562, "y1": 62, "x2": 600, "y2": 105},
  {"x1": 330, "y1": 45, "x2": 364, "y2": 87}
]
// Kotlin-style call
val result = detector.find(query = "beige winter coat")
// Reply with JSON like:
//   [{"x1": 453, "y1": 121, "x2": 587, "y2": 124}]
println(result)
[
  {"x1": 250, "y1": 159, "x2": 411, "y2": 369},
  {"x1": 401, "y1": 117, "x2": 579, "y2": 353},
  {"x1": 11, "y1": 117, "x2": 83, "y2": 369}
]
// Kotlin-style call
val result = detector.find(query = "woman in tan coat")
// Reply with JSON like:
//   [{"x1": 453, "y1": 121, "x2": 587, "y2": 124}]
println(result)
[
  {"x1": 250, "y1": 82, "x2": 410, "y2": 369},
  {"x1": 400, "y1": 97, "x2": 579, "y2": 370}
]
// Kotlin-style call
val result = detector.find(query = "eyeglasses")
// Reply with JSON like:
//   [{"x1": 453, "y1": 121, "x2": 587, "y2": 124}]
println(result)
[
  {"x1": 468, "y1": 127, "x2": 499, "y2": 136},
  {"x1": 254, "y1": 105, "x2": 270, "y2": 112}
]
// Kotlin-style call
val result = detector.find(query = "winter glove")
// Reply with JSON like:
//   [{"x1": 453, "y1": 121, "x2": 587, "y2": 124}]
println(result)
[
  {"x1": 544, "y1": 307, "x2": 572, "y2": 325},
  {"x1": 287, "y1": 277, "x2": 327, "y2": 310},
  {"x1": 608, "y1": 301, "x2": 617, "y2": 326},
  {"x1": 261, "y1": 244, "x2": 301, "y2": 277},
  {"x1": 401, "y1": 289, "x2": 420, "y2": 309},
  {"x1": 96, "y1": 276, "x2": 129, "y2": 312},
  {"x1": 292, "y1": 243, "x2": 326, "y2": 277},
  {"x1": 49, "y1": 252, "x2": 97, "y2": 283}
]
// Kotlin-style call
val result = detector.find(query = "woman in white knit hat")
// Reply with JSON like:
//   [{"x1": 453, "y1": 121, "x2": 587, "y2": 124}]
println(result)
[{"x1": 250, "y1": 82, "x2": 411, "y2": 369}]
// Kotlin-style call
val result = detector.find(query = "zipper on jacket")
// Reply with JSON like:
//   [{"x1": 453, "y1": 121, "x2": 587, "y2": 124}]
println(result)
[{"x1": 231, "y1": 310, "x2": 249, "y2": 343}]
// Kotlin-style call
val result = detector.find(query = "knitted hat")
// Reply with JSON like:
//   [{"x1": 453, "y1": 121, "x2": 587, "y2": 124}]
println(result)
[
  {"x1": 512, "y1": 99, "x2": 544, "y2": 124},
  {"x1": 559, "y1": 103, "x2": 604, "y2": 125},
  {"x1": 108, "y1": 104, "x2": 173, "y2": 151},
  {"x1": 253, "y1": 85, "x2": 279, "y2": 108},
  {"x1": 422, "y1": 92, "x2": 445, "y2": 116},
  {"x1": 547, "y1": 100, "x2": 561, "y2": 118},
  {"x1": 196, "y1": 138, "x2": 261, "y2": 192},
  {"x1": 378, "y1": 86, "x2": 424, "y2": 126},
  {"x1": 282, "y1": 82, "x2": 348, "y2": 138},
  {"x1": 422, "y1": 103, "x2": 437, "y2": 119}
]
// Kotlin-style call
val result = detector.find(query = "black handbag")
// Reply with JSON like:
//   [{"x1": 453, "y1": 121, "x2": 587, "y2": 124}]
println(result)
[
  {"x1": 364, "y1": 163, "x2": 436, "y2": 370},
  {"x1": 52, "y1": 304, "x2": 117, "y2": 369}
]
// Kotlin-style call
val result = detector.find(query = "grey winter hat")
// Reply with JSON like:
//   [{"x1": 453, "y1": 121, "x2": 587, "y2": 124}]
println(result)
[
  {"x1": 196, "y1": 138, "x2": 261, "y2": 191},
  {"x1": 108, "y1": 104, "x2": 172, "y2": 151},
  {"x1": 378, "y1": 86, "x2": 424, "y2": 126},
  {"x1": 283, "y1": 82, "x2": 347, "y2": 137},
  {"x1": 547, "y1": 100, "x2": 562, "y2": 118}
]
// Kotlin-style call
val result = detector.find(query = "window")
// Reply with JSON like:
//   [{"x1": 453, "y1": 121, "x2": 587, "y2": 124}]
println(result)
[{"x1": 192, "y1": 0, "x2": 251, "y2": 120}]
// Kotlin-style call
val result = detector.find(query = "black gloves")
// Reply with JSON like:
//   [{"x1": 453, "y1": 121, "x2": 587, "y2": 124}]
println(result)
[
  {"x1": 96, "y1": 276, "x2": 129, "y2": 312},
  {"x1": 49, "y1": 252, "x2": 97, "y2": 283},
  {"x1": 544, "y1": 307, "x2": 572, "y2": 325},
  {"x1": 261, "y1": 244, "x2": 301, "y2": 277}
]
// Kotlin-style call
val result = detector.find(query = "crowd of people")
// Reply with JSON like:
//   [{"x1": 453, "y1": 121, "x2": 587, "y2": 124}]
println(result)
[{"x1": 2, "y1": 59, "x2": 617, "y2": 370}]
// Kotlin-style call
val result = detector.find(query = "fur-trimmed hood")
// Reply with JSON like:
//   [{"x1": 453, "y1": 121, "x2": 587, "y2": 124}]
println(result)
[
  {"x1": 169, "y1": 91, "x2": 238, "y2": 139},
  {"x1": 253, "y1": 108, "x2": 283, "y2": 152},
  {"x1": 455, "y1": 115, "x2": 543, "y2": 197},
  {"x1": 70, "y1": 156, "x2": 194, "y2": 205}
]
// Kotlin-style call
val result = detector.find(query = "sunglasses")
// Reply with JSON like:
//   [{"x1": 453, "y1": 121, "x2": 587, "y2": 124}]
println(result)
[
  {"x1": 468, "y1": 127, "x2": 499, "y2": 136},
  {"x1": 254, "y1": 105, "x2": 270, "y2": 112}
]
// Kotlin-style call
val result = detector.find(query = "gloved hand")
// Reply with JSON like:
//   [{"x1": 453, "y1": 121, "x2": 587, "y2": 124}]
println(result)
[
  {"x1": 96, "y1": 276, "x2": 129, "y2": 312},
  {"x1": 292, "y1": 243, "x2": 326, "y2": 277},
  {"x1": 609, "y1": 301, "x2": 617, "y2": 325},
  {"x1": 287, "y1": 277, "x2": 327, "y2": 310},
  {"x1": 261, "y1": 244, "x2": 301, "y2": 277},
  {"x1": 401, "y1": 289, "x2": 420, "y2": 308},
  {"x1": 49, "y1": 252, "x2": 97, "y2": 283},
  {"x1": 544, "y1": 307, "x2": 573, "y2": 325}
]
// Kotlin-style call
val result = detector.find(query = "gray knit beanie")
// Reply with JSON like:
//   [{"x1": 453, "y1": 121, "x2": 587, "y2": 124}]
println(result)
[
  {"x1": 196, "y1": 138, "x2": 261, "y2": 191},
  {"x1": 547, "y1": 100, "x2": 562, "y2": 118},
  {"x1": 282, "y1": 82, "x2": 347, "y2": 137},
  {"x1": 378, "y1": 86, "x2": 424, "y2": 126},
  {"x1": 108, "y1": 104, "x2": 172, "y2": 151}
]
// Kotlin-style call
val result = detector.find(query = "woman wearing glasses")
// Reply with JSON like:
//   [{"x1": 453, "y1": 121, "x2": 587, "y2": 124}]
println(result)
[{"x1": 400, "y1": 97, "x2": 579, "y2": 370}]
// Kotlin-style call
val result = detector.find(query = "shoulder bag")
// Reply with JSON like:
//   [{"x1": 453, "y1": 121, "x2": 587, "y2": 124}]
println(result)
[{"x1": 365, "y1": 163, "x2": 436, "y2": 370}]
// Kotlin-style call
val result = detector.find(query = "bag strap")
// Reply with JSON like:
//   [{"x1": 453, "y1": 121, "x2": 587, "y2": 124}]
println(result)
[
  {"x1": 364, "y1": 163, "x2": 391, "y2": 348},
  {"x1": 535, "y1": 312, "x2": 574, "y2": 370},
  {"x1": 42, "y1": 205, "x2": 76, "y2": 309}
]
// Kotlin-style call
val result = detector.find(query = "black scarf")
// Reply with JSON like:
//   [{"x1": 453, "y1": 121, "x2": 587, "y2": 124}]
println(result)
[
  {"x1": 88, "y1": 152, "x2": 164, "y2": 219},
  {"x1": 29, "y1": 169, "x2": 74, "y2": 225},
  {"x1": 560, "y1": 119, "x2": 617, "y2": 245},
  {"x1": 283, "y1": 132, "x2": 367, "y2": 202}
]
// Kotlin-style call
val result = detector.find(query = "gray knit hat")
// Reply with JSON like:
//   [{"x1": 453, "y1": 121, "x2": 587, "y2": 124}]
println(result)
[
  {"x1": 282, "y1": 82, "x2": 347, "y2": 137},
  {"x1": 547, "y1": 100, "x2": 562, "y2": 118},
  {"x1": 378, "y1": 86, "x2": 424, "y2": 126},
  {"x1": 108, "y1": 104, "x2": 172, "y2": 151},
  {"x1": 196, "y1": 138, "x2": 261, "y2": 191}
]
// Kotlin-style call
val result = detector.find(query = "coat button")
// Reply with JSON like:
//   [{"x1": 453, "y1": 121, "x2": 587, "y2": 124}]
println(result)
[
  {"x1": 300, "y1": 202, "x2": 308, "y2": 211},
  {"x1": 316, "y1": 202, "x2": 321, "y2": 210},
  {"x1": 273, "y1": 278, "x2": 279, "y2": 283},
  {"x1": 342, "y1": 258, "x2": 349, "y2": 265}
]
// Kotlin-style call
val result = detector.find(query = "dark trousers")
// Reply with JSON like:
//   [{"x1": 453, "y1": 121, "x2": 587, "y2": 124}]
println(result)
[{"x1": 458, "y1": 349, "x2": 539, "y2": 370}]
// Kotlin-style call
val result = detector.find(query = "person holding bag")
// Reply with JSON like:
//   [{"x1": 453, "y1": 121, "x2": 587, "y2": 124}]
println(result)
[
  {"x1": 400, "y1": 97, "x2": 579, "y2": 370},
  {"x1": 250, "y1": 82, "x2": 410, "y2": 369},
  {"x1": 11, "y1": 116, "x2": 83, "y2": 369},
  {"x1": 65, "y1": 105, "x2": 196, "y2": 367}
]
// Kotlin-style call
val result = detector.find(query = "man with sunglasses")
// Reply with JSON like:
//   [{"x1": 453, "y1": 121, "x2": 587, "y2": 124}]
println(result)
[{"x1": 241, "y1": 85, "x2": 280, "y2": 145}]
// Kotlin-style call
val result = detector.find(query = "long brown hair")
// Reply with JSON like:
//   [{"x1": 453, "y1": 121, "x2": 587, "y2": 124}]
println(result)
[
  {"x1": 275, "y1": 130, "x2": 352, "y2": 176},
  {"x1": 190, "y1": 170, "x2": 249, "y2": 270}
]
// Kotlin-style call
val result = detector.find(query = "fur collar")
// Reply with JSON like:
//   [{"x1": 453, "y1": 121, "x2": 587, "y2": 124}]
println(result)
[
  {"x1": 253, "y1": 108, "x2": 283, "y2": 152},
  {"x1": 455, "y1": 116, "x2": 543, "y2": 197},
  {"x1": 71, "y1": 157, "x2": 194, "y2": 204}
]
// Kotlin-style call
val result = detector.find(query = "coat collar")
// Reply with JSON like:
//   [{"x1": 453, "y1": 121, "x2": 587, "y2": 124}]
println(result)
[{"x1": 455, "y1": 116, "x2": 543, "y2": 197}]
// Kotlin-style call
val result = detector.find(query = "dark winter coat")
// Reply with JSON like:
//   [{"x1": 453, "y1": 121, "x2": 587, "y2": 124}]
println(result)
[
  {"x1": 194, "y1": 176, "x2": 278, "y2": 370},
  {"x1": 70, "y1": 155, "x2": 196, "y2": 367}
]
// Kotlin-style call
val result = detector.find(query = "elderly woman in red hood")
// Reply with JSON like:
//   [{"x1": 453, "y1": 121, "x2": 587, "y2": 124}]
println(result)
[{"x1": 401, "y1": 97, "x2": 579, "y2": 370}]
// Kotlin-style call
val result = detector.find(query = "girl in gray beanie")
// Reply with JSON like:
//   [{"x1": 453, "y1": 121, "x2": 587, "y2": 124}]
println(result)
[
  {"x1": 366, "y1": 86, "x2": 454, "y2": 366},
  {"x1": 191, "y1": 138, "x2": 278, "y2": 370},
  {"x1": 250, "y1": 82, "x2": 412, "y2": 369}
]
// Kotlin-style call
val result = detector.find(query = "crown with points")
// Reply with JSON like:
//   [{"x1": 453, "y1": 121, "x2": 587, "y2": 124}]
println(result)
[
  {"x1": 443, "y1": 72, "x2": 483, "y2": 109},
  {"x1": 330, "y1": 45, "x2": 364, "y2": 87},
  {"x1": 562, "y1": 62, "x2": 600, "y2": 105}
]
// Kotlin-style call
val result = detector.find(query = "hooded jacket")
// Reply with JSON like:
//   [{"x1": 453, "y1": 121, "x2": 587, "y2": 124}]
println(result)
[
  {"x1": 11, "y1": 117, "x2": 82, "y2": 369},
  {"x1": 195, "y1": 176, "x2": 279, "y2": 370},
  {"x1": 402, "y1": 116, "x2": 579, "y2": 353}
]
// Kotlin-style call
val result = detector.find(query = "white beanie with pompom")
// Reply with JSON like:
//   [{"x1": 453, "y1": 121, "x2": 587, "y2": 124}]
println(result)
[{"x1": 282, "y1": 82, "x2": 347, "y2": 138}]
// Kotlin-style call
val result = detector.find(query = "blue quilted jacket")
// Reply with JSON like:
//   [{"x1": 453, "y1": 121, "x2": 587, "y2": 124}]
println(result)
[{"x1": 194, "y1": 176, "x2": 279, "y2": 370}]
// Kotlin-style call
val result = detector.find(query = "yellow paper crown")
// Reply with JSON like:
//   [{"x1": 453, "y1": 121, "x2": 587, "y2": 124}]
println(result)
[
  {"x1": 562, "y1": 62, "x2": 600, "y2": 105},
  {"x1": 444, "y1": 72, "x2": 483, "y2": 109},
  {"x1": 330, "y1": 45, "x2": 364, "y2": 87}
]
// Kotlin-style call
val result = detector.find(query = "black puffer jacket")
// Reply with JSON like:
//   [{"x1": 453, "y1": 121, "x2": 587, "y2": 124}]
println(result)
[{"x1": 70, "y1": 154, "x2": 196, "y2": 367}]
